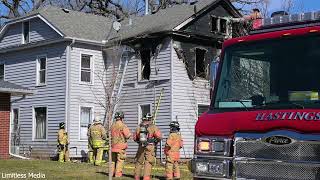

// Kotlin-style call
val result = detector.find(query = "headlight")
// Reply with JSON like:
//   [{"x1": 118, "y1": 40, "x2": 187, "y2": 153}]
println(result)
[
  {"x1": 196, "y1": 137, "x2": 232, "y2": 156},
  {"x1": 197, "y1": 139, "x2": 211, "y2": 152},
  {"x1": 212, "y1": 140, "x2": 225, "y2": 152},
  {"x1": 196, "y1": 162, "x2": 208, "y2": 173},
  {"x1": 194, "y1": 160, "x2": 230, "y2": 178},
  {"x1": 208, "y1": 162, "x2": 224, "y2": 175}
]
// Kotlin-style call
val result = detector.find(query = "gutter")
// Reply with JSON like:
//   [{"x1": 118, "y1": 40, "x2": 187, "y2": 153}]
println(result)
[
  {"x1": 0, "y1": 38, "x2": 67, "y2": 54},
  {"x1": 65, "y1": 39, "x2": 75, "y2": 136},
  {"x1": 65, "y1": 37, "x2": 107, "y2": 46}
]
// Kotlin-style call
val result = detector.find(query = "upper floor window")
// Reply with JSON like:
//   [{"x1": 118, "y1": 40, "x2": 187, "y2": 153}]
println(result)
[
  {"x1": 22, "y1": 21, "x2": 30, "y2": 44},
  {"x1": 211, "y1": 16, "x2": 228, "y2": 35},
  {"x1": 37, "y1": 56, "x2": 46, "y2": 86},
  {"x1": 139, "y1": 49, "x2": 151, "y2": 80},
  {"x1": 80, "y1": 54, "x2": 93, "y2": 83},
  {"x1": 0, "y1": 64, "x2": 4, "y2": 80}
]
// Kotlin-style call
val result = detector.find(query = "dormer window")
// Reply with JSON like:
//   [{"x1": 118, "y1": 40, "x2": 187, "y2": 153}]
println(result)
[
  {"x1": 211, "y1": 16, "x2": 228, "y2": 35},
  {"x1": 22, "y1": 21, "x2": 30, "y2": 44}
]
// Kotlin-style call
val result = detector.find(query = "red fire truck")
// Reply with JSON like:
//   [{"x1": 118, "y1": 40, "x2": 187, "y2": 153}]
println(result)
[{"x1": 192, "y1": 12, "x2": 320, "y2": 180}]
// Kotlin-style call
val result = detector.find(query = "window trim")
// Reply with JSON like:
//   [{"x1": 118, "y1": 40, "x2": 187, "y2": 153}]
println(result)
[
  {"x1": 138, "y1": 103, "x2": 152, "y2": 125},
  {"x1": 79, "y1": 53, "x2": 94, "y2": 85},
  {"x1": 36, "y1": 55, "x2": 47, "y2": 86},
  {"x1": 32, "y1": 106, "x2": 48, "y2": 141},
  {"x1": 0, "y1": 62, "x2": 5, "y2": 81},
  {"x1": 194, "y1": 47, "x2": 208, "y2": 79},
  {"x1": 21, "y1": 20, "x2": 30, "y2": 44},
  {"x1": 138, "y1": 49, "x2": 151, "y2": 82},
  {"x1": 78, "y1": 105, "x2": 94, "y2": 141}
]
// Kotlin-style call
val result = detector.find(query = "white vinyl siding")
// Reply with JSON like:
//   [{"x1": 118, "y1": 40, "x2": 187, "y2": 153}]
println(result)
[
  {"x1": 33, "y1": 107, "x2": 47, "y2": 140},
  {"x1": 79, "y1": 106, "x2": 93, "y2": 140},
  {"x1": 80, "y1": 54, "x2": 93, "y2": 83},
  {"x1": 36, "y1": 56, "x2": 47, "y2": 85}
]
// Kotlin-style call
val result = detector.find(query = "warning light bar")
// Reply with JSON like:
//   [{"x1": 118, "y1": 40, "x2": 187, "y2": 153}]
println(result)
[
  {"x1": 250, "y1": 11, "x2": 320, "y2": 34},
  {"x1": 262, "y1": 11, "x2": 320, "y2": 27}
]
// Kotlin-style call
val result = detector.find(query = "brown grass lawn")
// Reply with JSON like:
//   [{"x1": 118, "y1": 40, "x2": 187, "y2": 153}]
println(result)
[{"x1": 0, "y1": 160, "x2": 193, "y2": 179}]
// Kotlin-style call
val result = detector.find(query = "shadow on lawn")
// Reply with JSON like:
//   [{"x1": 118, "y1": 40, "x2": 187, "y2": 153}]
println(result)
[{"x1": 95, "y1": 172, "x2": 166, "y2": 180}]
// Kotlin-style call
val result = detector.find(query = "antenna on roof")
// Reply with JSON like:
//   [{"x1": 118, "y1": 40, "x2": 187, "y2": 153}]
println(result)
[
  {"x1": 62, "y1": 8, "x2": 70, "y2": 13},
  {"x1": 190, "y1": 0, "x2": 198, "y2": 5}
]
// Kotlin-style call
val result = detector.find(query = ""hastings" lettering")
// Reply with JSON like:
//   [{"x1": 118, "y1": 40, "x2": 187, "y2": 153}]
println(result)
[{"x1": 256, "y1": 112, "x2": 320, "y2": 121}]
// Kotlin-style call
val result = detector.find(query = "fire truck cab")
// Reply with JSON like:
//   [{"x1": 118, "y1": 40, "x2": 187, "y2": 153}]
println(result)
[{"x1": 192, "y1": 11, "x2": 320, "y2": 180}]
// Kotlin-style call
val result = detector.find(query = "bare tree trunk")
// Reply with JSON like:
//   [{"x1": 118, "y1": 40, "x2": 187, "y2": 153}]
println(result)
[{"x1": 107, "y1": 111, "x2": 113, "y2": 180}]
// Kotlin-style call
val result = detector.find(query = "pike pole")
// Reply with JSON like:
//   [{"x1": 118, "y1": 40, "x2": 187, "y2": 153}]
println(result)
[{"x1": 152, "y1": 88, "x2": 164, "y2": 178}]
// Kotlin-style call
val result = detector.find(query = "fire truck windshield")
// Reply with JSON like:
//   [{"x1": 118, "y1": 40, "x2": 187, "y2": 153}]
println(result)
[{"x1": 214, "y1": 35, "x2": 320, "y2": 110}]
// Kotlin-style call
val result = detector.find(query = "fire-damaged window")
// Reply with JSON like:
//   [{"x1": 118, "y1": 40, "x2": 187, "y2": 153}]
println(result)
[
  {"x1": 211, "y1": 16, "x2": 228, "y2": 34},
  {"x1": 195, "y1": 48, "x2": 208, "y2": 78},
  {"x1": 139, "y1": 49, "x2": 151, "y2": 80}
]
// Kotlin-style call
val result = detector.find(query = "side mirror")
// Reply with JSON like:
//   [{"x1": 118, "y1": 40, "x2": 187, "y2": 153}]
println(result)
[{"x1": 251, "y1": 95, "x2": 265, "y2": 106}]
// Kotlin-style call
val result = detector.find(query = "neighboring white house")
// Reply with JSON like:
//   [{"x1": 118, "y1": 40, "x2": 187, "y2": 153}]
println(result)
[{"x1": 0, "y1": 0, "x2": 240, "y2": 159}]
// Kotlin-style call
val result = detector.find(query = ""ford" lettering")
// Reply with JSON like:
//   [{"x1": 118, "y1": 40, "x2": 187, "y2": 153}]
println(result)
[{"x1": 265, "y1": 136, "x2": 292, "y2": 145}]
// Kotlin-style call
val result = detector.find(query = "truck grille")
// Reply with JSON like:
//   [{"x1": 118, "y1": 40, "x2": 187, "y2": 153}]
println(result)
[
  {"x1": 235, "y1": 161, "x2": 320, "y2": 180},
  {"x1": 234, "y1": 131, "x2": 320, "y2": 180},
  {"x1": 235, "y1": 140, "x2": 320, "y2": 162}
]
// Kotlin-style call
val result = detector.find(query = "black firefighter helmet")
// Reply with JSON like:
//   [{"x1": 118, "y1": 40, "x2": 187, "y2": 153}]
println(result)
[
  {"x1": 169, "y1": 121, "x2": 180, "y2": 132},
  {"x1": 59, "y1": 122, "x2": 65, "y2": 129},
  {"x1": 115, "y1": 112, "x2": 124, "y2": 119},
  {"x1": 144, "y1": 113, "x2": 153, "y2": 121}
]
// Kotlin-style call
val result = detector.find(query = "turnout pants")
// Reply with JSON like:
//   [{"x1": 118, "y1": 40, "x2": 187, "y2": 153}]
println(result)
[
  {"x1": 165, "y1": 160, "x2": 180, "y2": 179},
  {"x1": 111, "y1": 150, "x2": 127, "y2": 177},
  {"x1": 93, "y1": 147, "x2": 104, "y2": 166},
  {"x1": 88, "y1": 144, "x2": 94, "y2": 164},
  {"x1": 58, "y1": 145, "x2": 70, "y2": 163},
  {"x1": 134, "y1": 145, "x2": 156, "y2": 180}
]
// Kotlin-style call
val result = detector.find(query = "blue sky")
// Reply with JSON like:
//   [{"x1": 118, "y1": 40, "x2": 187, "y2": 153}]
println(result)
[
  {"x1": 267, "y1": 0, "x2": 320, "y2": 13},
  {"x1": 1, "y1": 0, "x2": 320, "y2": 18}
]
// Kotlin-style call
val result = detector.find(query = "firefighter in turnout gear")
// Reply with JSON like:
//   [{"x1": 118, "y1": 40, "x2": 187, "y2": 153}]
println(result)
[
  {"x1": 87, "y1": 123, "x2": 94, "y2": 164},
  {"x1": 133, "y1": 113, "x2": 162, "y2": 180},
  {"x1": 111, "y1": 112, "x2": 131, "y2": 177},
  {"x1": 57, "y1": 122, "x2": 70, "y2": 162},
  {"x1": 88, "y1": 116, "x2": 107, "y2": 166},
  {"x1": 165, "y1": 121, "x2": 183, "y2": 180}
]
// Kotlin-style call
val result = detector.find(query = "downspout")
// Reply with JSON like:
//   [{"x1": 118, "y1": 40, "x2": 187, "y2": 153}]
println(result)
[{"x1": 66, "y1": 39, "x2": 75, "y2": 142}]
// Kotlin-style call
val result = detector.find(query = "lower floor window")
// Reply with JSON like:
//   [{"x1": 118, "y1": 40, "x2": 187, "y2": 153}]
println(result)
[
  {"x1": 80, "y1": 106, "x2": 92, "y2": 140},
  {"x1": 198, "y1": 104, "x2": 209, "y2": 118},
  {"x1": 139, "y1": 104, "x2": 151, "y2": 124},
  {"x1": 34, "y1": 107, "x2": 47, "y2": 140}
]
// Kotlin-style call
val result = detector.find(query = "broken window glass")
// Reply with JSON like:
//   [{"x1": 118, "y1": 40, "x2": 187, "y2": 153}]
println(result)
[
  {"x1": 211, "y1": 16, "x2": 218, "y2": 32},
  {"x1": 195, "y1": 48, "x2": 207, "y2": 78},
  {"x1": 220, "y1": 18, "x2": 227, "y2": 34},
  {"x1": 140, "y1": 49, "x2": 151, "y2": 80}
]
